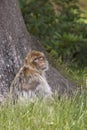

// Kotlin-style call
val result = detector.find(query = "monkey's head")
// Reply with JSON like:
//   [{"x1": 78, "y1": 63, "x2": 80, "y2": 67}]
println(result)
[{"x1": 25, "y1": 50, "x2": 48, "y2": 72}]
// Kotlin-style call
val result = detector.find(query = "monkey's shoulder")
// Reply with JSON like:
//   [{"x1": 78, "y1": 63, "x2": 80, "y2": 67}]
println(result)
[
  {"x1": 14, "y1": 66, "x2": 32, "y2": 77},
  {"x1": 22, "y1": 66, "x2": 39, "y2": 78},
  {"x1": 10, "y1": 66, "x2": 40, "y2": 90},
  {"x1": 23, "y1": 66, "x2": 33, "y2": 76}
]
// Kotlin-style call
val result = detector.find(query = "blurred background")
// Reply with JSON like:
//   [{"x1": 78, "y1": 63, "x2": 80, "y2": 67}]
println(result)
[{"x1": 19, "y1": 0, "x2": 87, "y2": 87}]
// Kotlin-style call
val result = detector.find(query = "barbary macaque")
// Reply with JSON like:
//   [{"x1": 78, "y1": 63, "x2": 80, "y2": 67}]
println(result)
[{"x1": 10, "y1": 50, "x2": 52, "y2": 103}]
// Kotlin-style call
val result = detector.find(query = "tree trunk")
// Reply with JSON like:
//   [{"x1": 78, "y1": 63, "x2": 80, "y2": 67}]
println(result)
[{"x1": 0, "y1": 0, "x2": 76, "y2": 102}]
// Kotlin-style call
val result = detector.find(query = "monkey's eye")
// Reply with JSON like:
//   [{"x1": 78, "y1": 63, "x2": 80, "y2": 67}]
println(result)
[
  {"x1": 33, "y1": 58, "x2": 39, "y2": 63},
  {"x1": 33, "y1": 56, "x2": 44, "y2": 63},
  {"x1": 39, "y1": 56, "x2": 44, "y2": 60}
]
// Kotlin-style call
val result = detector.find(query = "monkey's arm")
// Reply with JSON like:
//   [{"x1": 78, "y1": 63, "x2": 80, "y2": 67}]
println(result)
[
  {"x1": 21, "y1": 66, "x2": 40, "y2": 90},
  {"x1": 22, "y1": 77, "x2": 40, "y2": 91}
]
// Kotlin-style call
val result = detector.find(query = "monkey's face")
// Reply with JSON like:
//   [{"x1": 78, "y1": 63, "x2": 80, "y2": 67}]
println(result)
[
  {"x1": 25, "y1": 50, "x2": 48, "y2": 71},
  {"x1": 33, "y1": 55, "x2": 48, "y2": 71}
]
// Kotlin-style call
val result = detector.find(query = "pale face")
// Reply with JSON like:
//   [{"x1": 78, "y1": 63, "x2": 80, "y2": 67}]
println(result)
[{"x1": 33, "y1": 56, "x2": 48, "y2": 71}]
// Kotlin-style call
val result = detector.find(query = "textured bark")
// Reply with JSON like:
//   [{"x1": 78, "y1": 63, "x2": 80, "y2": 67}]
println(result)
[
  {"x1": 0, "y1": 0, "x2": 31, "y2": 101},
  {"x1": 0, "y1": 0, "x2": 76, "y2": 102}
]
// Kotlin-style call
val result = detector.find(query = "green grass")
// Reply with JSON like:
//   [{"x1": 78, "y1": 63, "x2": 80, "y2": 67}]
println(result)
[
  {"x1": 49, "y1": 56, "x2": 87, "y2": 87},
  {"x1": 79, "y1": 0, "x2": 87, "y2": 22},
  {"x1": 0, "y1": 90, "x2": 87, "y2": 130},
  {"x1": 59, "y1": 66, "x2": 87, "y2": 87},
  {"x1": 79, "y1": 0, "x2": 87, "y2": 14}
]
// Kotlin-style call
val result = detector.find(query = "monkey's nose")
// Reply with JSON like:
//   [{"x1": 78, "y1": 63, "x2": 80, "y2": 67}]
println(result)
[{"x1": 39, "y1": 62, "x2": 45, "y2": 67}]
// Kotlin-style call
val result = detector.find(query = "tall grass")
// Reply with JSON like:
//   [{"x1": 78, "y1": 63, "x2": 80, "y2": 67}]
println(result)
[{"x1": 0, "y1": 89, "x2": 87, "y2": 130}]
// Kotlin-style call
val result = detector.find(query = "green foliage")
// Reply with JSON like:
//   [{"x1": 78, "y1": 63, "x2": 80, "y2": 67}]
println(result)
[
  {"x1": 51, "y1": 32, "x2": 87, "y2": 66},
  {"x1": 20, "y1": 0, "x2": 56, "y2": 40},
  {"x1": 19, "y1": 0, "x2": 87, "y2": 68},
  {"x1": 1, "y1": 90, "x2": 87, "y2": 130},
  {"x1": 51, "y1": 0, "x2": 87, "y2": 67}
]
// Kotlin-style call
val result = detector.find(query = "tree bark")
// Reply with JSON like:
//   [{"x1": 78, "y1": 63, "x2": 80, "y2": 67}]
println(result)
[{"x1": 0, "y1": 0, "x2": 76, "y2": 102}]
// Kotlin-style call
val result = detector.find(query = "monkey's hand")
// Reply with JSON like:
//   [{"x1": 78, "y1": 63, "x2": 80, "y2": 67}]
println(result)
[{"x1": 22, "y1": 78, "x2": 40, "y2": 91}]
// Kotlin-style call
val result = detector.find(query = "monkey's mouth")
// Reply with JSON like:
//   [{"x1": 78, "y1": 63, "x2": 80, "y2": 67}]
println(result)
[{"x1": 39, "y1": 62, "x2": 46, "y2": 69}]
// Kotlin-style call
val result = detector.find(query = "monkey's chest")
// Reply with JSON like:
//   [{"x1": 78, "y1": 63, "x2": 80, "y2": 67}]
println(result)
[
  {"x1": 18, "y1": 90, "x2": 36, "y2": 102},
  {"x1": 17, "y1": 77, "x2": 51, "y2": 102},
  {"x1": 22, "y1": 81, "x2": 40, "y2": 91},
  {"x1": 17, "y1": 82, "x2": 45, "y2": 101}
]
